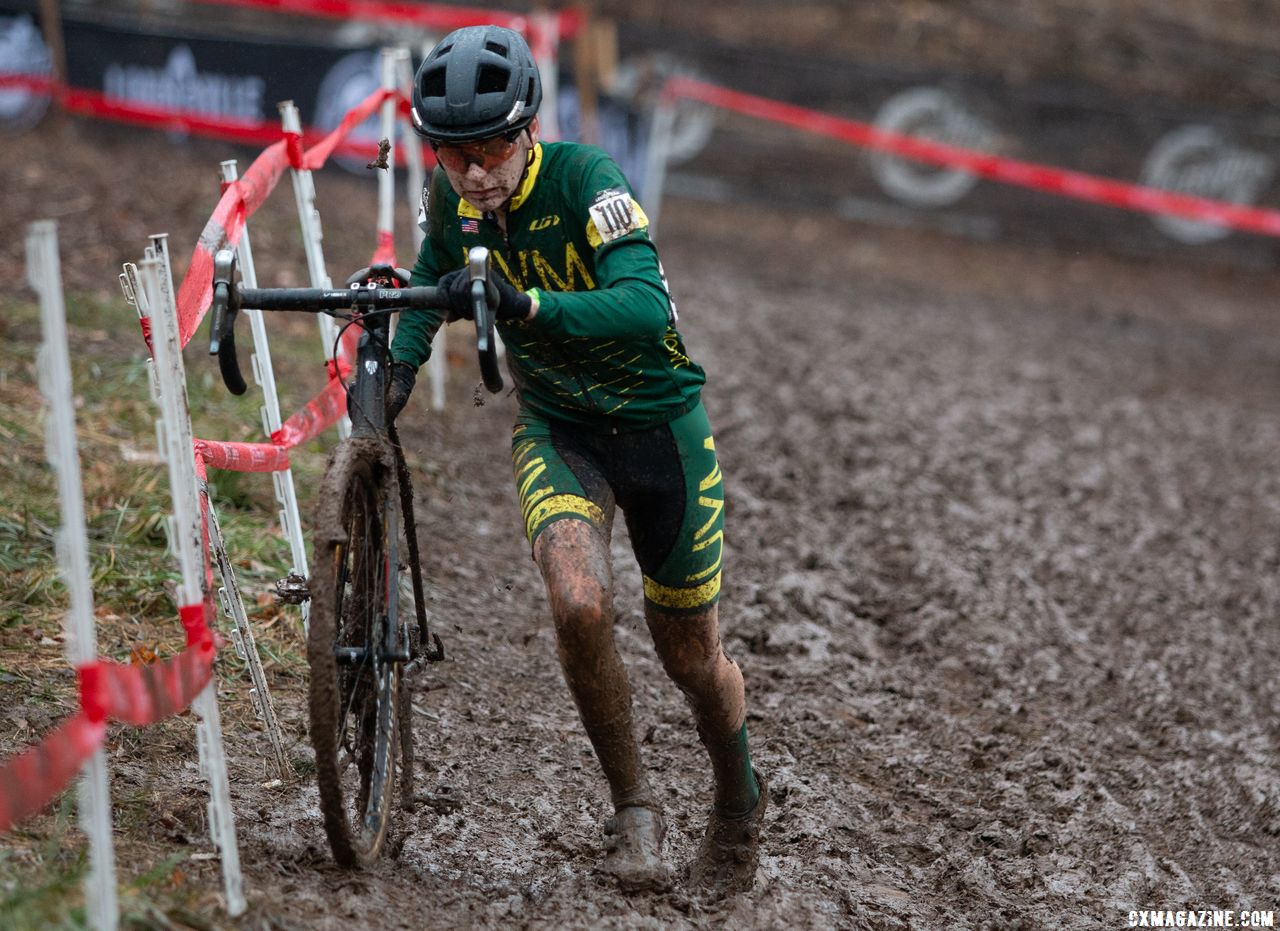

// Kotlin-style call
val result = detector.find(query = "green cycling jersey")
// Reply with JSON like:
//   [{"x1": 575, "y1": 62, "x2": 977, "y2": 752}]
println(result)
[{"x1": 390, "y1": 141, "x2": 706, "y2": 430}]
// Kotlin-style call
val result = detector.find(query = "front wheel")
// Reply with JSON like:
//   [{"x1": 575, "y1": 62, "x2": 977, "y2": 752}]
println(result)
[{"x1": 308, "y1": 440, "x2": 401, "y2": 867}]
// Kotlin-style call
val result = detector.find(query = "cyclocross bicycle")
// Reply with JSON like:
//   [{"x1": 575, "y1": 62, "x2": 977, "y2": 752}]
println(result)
[{"x1": 208, "y1": 246, "x2": 502, "y2": 866}]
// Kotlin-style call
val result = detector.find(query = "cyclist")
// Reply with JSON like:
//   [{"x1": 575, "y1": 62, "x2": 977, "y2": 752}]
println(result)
[{"x1": 386, "y1": 24, "x2": 765, "y2": 894}]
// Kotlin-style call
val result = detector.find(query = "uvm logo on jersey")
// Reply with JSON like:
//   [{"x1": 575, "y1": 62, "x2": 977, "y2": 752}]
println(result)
[
  {"x1": 587, "y1": 189, "x2": 648, "y2": 245},
  {"x1": 1142, "y1": 125, "x2": 1275, "y2": 245},
  {"x1": 0, "y1": 15, "x2": 52, "y2": 132}
]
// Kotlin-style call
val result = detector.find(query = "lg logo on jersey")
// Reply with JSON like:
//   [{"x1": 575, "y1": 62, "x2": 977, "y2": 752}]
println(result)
[{"x1": 529, "y1": 215, "x2": 561, "y2": 231}]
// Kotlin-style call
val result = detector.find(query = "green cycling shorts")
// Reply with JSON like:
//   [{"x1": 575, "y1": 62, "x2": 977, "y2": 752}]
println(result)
[{"x1": 511, "y1": 401, "x2": 725, "y2": 611}]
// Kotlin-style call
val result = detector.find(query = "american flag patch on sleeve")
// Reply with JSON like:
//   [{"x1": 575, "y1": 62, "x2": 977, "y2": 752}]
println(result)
[{"x1": 460, "y1": 218, "x2": 480, "y2": 234}]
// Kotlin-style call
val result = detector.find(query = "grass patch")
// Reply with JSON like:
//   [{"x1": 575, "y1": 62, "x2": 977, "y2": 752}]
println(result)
[
  {"x1": 0, "y1": 287, "x2": 337, "y2": 926},
  {"x1": 0, "y1": 795, "x2": 89, "y2": 931}
]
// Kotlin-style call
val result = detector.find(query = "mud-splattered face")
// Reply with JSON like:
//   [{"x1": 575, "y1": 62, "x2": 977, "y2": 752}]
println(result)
[{"x1": 436, "y1": 117, "x2": 540, "y2": 215}]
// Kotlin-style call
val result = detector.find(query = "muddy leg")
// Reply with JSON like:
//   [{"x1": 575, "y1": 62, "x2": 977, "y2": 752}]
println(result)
[
  {"x1": 535, "y1": 519, "x2": 652, "y2": 809},
  {"x1": 647, "y1": 602, "x2": 764, "y2": 893},
  {"x1": 536, "y1": 520, "x2": 668, "y2": 890},
  {"x1": 646, "y1": 603, "x2": 758, "y2": 814}
]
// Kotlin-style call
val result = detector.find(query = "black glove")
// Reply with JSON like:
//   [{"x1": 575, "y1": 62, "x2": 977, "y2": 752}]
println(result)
[
  {"x1": 437, "y1": 269, "x2": 532, "y2": 323},
  {"x1": 385, "y1": 361, "x2": 417, "y2": 422}
]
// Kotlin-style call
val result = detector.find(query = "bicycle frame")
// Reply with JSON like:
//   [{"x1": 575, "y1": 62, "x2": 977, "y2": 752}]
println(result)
[
  {"x1": 340, "y1": 309, "x2": 410, "y2": 666},
  {"x1": 206, "y1": 247, "x2": 503, "y2": 864}
]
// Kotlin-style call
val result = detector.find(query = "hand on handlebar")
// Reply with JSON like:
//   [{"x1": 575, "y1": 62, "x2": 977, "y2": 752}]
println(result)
[{"x1": 437, "y1": 268, "x2": 532, "y2": 323}]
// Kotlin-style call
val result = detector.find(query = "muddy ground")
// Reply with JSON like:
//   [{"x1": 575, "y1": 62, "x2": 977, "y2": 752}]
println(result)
[{"x1": 3, "y1": 105, "x2": 1280, "y2": 930}]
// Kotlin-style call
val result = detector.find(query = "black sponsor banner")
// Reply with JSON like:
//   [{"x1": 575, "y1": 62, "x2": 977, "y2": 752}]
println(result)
[
  {"x1": 0, "y1": 5, "x2": 386, "y2": 144},
  {"x1": 621, "y1": 24, "x2": 1280, "y2": 269},
  {"x1": 6, "y1": 4, "x2": 1274, "y2": 265},
  {"x1": 39, "y1": 13, "x2": 386, "y2": 144},
  {"x1": 0, "y1": 5, "x2": 645, "y2": 180}
]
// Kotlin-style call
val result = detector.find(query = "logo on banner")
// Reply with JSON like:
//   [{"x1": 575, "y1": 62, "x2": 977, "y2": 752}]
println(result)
[
  {"x1": 869, "y1": 87, "x2": 995, "y2": 208},
  {"x1": 0, "y1": 15, "x2": 52, "y2": 132},
  {"x1": 103, "y1": 45, "x2": 265, "y2": 121},
  {"x1": 314, "y1": 50, "x2": 382, "y2": 175},
  {"x1": 1141, "y1": 125, "x2": 1275, "y2": 245}
]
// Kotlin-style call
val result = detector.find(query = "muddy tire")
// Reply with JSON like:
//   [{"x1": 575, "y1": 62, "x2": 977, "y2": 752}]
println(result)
[{"x1": 308, "y1": 441, "x2": 401, "y2": 868}]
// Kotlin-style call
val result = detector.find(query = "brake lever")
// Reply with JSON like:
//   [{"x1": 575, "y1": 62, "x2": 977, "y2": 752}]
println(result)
[
  {"x1": 467, "y1": 246, "x2": 504, "y2": 394},
  {"x1": 209, "y1": 249, "x2": 247, "y2": 395}
]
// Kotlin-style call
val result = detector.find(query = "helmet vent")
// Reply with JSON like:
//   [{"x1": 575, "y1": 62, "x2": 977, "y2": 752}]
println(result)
[
  {"x1": 477, "y1": 64, "x2": 508, "y2": 95},
  {"x1": 485, "y1": 41, "x2": 507, "y2": 55},
  {"x1": 420, "y1": 68, "x2": 446, "y2": 100},
  {"x1": 524, "y1": 79, "x2": 535, "y2": 107}
]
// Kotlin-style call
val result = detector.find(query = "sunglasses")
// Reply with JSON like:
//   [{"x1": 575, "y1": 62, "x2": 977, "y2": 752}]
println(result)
[{"x1": 431, "y1": 131, "x2": 524, "y2": 172}]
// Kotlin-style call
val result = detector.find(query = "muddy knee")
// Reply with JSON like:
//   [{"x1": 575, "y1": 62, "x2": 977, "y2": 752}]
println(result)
[
  {"x1": 648, "y1": 607, "x2": 745, "y2": 734},
  {"x1": 535, "y1": 519, "x2": 616, "y2": 662},
  {"x1": 661, "y1": 641, "x2": 743, "y2": 705},
  {"x1": 551, "y1": 589, "x2": 613, "y2": 661}
]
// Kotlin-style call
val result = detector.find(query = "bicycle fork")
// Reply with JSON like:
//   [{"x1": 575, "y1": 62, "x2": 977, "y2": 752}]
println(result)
[{"x1": 330, "y1": 313, "x2": 413, "y2": 668}]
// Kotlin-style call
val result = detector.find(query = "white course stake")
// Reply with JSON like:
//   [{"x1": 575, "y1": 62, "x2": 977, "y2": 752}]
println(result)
[
  {"x1": 280, "y1": 99, "x2": 350, "y2": 439},
  {"x1": 123, "y1": 243, "x2": 289, "y2": 776},
  {"x1": 377, "y1": 48, "x2": 397, "y2": 264},
  {"x1": 219, "y1": 159, "x2": 311, "y2": 636},
  {"x1": 118, "y1": 264, "x2": 160, "y2": 407},
  {"x1": 395, "y1": 46, "x2": 447, "y2": 411},
  {"x1": 376, "y1": 50, "x2": 403, "y2": 345},
  {"x1": 641, "y1": 89, "x2": 678, "y2": 243},
  {"x1": 140, "y1": 238, "x2": 246, "y2": 917},
  {"x1": 532, "y1": 13, "x2": 560, "y2": 142},
  {"x1": 28, "y1": 221, "x2": 119, "y2": 931},
  {"x1": 395, "y1": 46, "x2": 426, "y2": 257}
]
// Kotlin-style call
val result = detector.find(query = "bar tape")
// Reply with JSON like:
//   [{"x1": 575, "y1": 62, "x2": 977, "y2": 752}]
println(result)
[{"x1": 663, "y1": 75, "x2": 1280, "y2": 239}]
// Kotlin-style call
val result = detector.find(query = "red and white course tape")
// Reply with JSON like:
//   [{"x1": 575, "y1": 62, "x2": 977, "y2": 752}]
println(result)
[{"x1": 664, "y1": 75, "x2": 1280, "y2": 239}]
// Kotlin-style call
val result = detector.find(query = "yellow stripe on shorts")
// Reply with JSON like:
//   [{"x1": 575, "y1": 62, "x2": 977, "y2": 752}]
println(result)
[
  {"x1": 524, "y1": 493, "x2": 605, "y2": 541},
  {"x1": 642, "y1": 570, "x2": 722, "y2": 610}
]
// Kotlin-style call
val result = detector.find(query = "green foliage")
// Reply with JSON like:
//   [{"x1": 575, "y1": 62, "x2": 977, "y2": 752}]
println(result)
[
  {"x1": 0, "y1": 291, "x2": 329, "y2": 635},
  {"x1": 0, "y1": 286, "x2": 333, "y2": 926},
  {"x1": 0, "y1": 795, "x2": 88, "y2": 931}
]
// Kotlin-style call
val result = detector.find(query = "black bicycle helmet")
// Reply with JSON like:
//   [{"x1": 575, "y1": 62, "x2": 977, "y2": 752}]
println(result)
[{"x1": 411, "y1": 25, "x2": 542, "y2": 144}]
